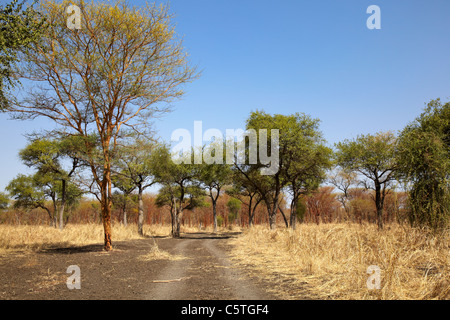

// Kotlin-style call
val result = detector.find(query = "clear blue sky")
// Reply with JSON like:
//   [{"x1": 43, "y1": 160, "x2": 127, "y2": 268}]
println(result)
[{"x1": 1, "y1": 0, "x2": 450, "y2": 191}]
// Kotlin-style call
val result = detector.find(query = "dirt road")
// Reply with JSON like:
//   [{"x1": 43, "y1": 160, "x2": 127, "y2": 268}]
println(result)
[
  {"x1": 147, "y1": 232, "x2": 275, "y2": 300},
  {"x1": 0, "y1": 232, "x2": 278, "y2": 300}
]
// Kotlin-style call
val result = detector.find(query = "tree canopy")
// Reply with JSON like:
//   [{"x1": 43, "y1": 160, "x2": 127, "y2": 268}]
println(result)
[
  {"x1": 396, "y1": 99, "x2": 450, "y2": 228},
  {"x1": 0, "y1": 0, "x2": 47, "y2": 109},
  {"x1": 335, "y1": 131, "x2": 398, "y2": 229}
]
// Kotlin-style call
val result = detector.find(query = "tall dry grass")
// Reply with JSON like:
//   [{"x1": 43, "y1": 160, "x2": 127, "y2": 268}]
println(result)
[
  {"x1": 229, "y1": 223, "x2": 449, "y2": 300},
  {"x1": 0, "y1": 223, "x2": 173, "y2": 254}
]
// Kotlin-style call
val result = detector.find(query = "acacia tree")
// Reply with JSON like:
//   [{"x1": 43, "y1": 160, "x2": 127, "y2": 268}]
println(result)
[
  {"x1": 226, "y1": 169, "x2": 263, "y2": 227},
  {"x1": 19, "y1": 136, "x2": 83, "y2": 229},
  {"x1": 329, "y1": 169, "x2": 357, "y2": 220},
  {"x1": 237, "y1": 111, "x2": 331, "y2": 230},
  {"x1": 236, "y1": 111, "x2": 283, "y2": 230},
  {"x1": 113, "y1": 136, "x2": 158, "y2": 235},
  {"x1": 6, "y1": 173, "x2": 58, "y2": 224},
  {"x1": 111, "y1": 175, "x2": 135, "y2": 227},
  {"x1": 281, "y1": 114, "x2": 333, "y2": 229},
  {"x1": 156, "y1": 183, "x2": 205, "y2": 237},
  {"x1": 197, "y1": 142, "x2": 233, "y2": 233},
  {"x1": 335, "y1": 132, "x2": 398, "y2": 229},
  {"x1": 153, "y1": 146, "x2": 201, "y2": 238},
  {"x1": 396, "y1": 99, "x2": 449, "y2": 228},
  {"x1": 7, "y1": 0, "x2": 198, "y2": 250}
]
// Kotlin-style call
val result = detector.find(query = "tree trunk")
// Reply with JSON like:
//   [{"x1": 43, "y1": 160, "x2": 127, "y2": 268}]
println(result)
[
  {"x1": 248, "y1": 197, "x2": 254, "y2": 227},
  {"x1": 212, "y1": 200, "x2": 217, "y2": 233},
  {"x1": 375, "y1": 182, "x2": 384, "y2": 230},
  {"x1": 123, "y1": 209, "x2": 127, "y2": 227},
  {"x1": 173, "y1": 207, "x2": 182, "y2": 238},
  {"x1": 52, "y1": 196, "x2": 57, "y2": 228},
  {"x1": 289, "y1": 196, "x2": 298, "y2": 230},
  {"x1": 268, "y1": 200, "x2": 278, "y2": 230},
  {"x1": 269, "y1": 212, "x2": 277, "y2": 229},
  {"x1": 101, "y1": 166, "x2": 113, "y2": 251},
  {"x1": 138, "y1": 187, "x2": 144, "y2": 236},
  {"x1": 102, "y1": 204, "x2": 112, "y2": 251},
  {"x1": 171, "y1": 197, "x2": 176, "y2": 236},
  {"x1": 58, "y1": 179, "x2": 66, "y2": 230},
  {"x1": 279, "y1": 207, "x2": 289, "y2": 228}
]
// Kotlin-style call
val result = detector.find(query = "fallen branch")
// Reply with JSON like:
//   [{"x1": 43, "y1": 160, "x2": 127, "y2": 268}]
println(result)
[{"x1": 152, "y1": 277, "x2": 191, "y2": 283}]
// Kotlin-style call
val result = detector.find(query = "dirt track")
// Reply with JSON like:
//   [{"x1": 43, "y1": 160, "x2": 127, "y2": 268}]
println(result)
[{"x1": 0, "y1": 232, "x2": 280, "y2": 300}]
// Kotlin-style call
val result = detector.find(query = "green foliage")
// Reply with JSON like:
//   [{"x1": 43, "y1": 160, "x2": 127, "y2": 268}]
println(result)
[
  {"x1": 153, "y1": 145, "x2": 206, "y2": 211},
  {"x1": 396, "y1": 99, "x2": 450, "y2": 228},
  {"x1": 111, "y1": 190, "x2": 136, "y2": 210},
  {"x1": 295, "y1": 197, "x2": 307, "y2": 221},
  {"x1": 227, "y1": 198, "x2": 241, "y2": 222},
  {"x1": 19, "y1": 135, "x2": 85, "y2": 179},
  {"x1": 216, "y1": 215, "x2": 224, "y2": 227},
  {"x1": 0, "y1": 0, "x2": 47, "y2": 109},
  {"x1": 5, "y1": 173, "x2": 82, "y2": 214},
  {"x1": 335, "y1": 132, "x2": 397, "y2": 180},
  {"x1": 112, "y1": 134, "x2": 159, "y2": 193},
  {"x1": 6, "y1": 173, "x2": 50, "y2": 211},
  {"x1": 0, "y1": 192, "x2": 10, "y2": 210},
  {"x1": 243, "y1": 110, "x2": 332, "y2": 227},
  {"x1": 335, "y1": 131, "x2": 398, "y2": 229},
  {"x1": 155, "y1": 184, "x2": 206, "y2": 211},
  {"x1": 197, "y1": 143, "x2": 233, "y2": 191}
]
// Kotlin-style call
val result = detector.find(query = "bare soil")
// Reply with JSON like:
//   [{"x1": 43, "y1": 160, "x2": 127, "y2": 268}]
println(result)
[{"x1": 0, "y1": 232, "x2": 308, "y2": 300}]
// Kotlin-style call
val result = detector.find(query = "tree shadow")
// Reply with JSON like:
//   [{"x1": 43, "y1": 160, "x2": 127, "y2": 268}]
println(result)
[
  {"x1": 38, "y1": 244, "x2": 105, "y2": 255},
  {"x1": 178, "y1": 232, "x2": 242, "y2": 240},
  {"x1": 142, "y1": 234, "x2": 168, "y2": 239}
]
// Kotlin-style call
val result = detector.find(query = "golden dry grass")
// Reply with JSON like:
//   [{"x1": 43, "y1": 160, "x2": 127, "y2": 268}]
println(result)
[
  {"x1": 0, "y1": 223, "x2": 239, "y2": 255},
  {"x1": 0, "y1": 223, "x2": 172, "y2": 254},
  {"x1": 228, "y1": 223, "x2": 449, "y2": 300},
  {"x1": 137, "y1": 245, "x2": 186, "y2": 262}
]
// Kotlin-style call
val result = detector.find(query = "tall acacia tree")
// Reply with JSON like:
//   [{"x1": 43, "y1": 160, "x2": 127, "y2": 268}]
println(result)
[
  {"x1": 238, "y1": 111, "x2": 331, "y2": 230},
  {"x1": 335, "y1": 132, "x2": 398, "y2": 229},
  {"x1": 7, "y1": 0, "x2": 198, "y2": 250},
  {"x1": 281, "y1": 114, "x2": 333, "y2": 229}
]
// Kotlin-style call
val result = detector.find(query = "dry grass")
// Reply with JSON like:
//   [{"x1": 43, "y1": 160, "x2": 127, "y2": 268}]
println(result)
[
  {"x1": 229, "y1": 223, "x2": 449, "y2": 300},
  {"x1": 0, "y1": 223, "x2": 238, "y2": 255},
  {"x1": 0, "y1": 223, "x2": 172, "y2": 254},
  {"x1": 137, "y1": 245, "x2": 186, "y2": 262}
]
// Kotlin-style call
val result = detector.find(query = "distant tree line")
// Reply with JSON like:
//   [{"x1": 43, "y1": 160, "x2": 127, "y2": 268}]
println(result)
[{"x1": 1, "y1": 101, "x2": 449, "y2": 234}]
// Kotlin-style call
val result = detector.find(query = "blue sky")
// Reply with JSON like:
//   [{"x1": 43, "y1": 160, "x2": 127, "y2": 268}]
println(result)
[{"x1": 1, "y1": 0, "x2": 450, "y2": 191}]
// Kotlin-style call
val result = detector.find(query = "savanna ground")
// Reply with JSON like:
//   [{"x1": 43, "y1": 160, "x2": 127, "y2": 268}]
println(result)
[{"x1": 0, "y1": 223, "x2": 448, "y2": 300}]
